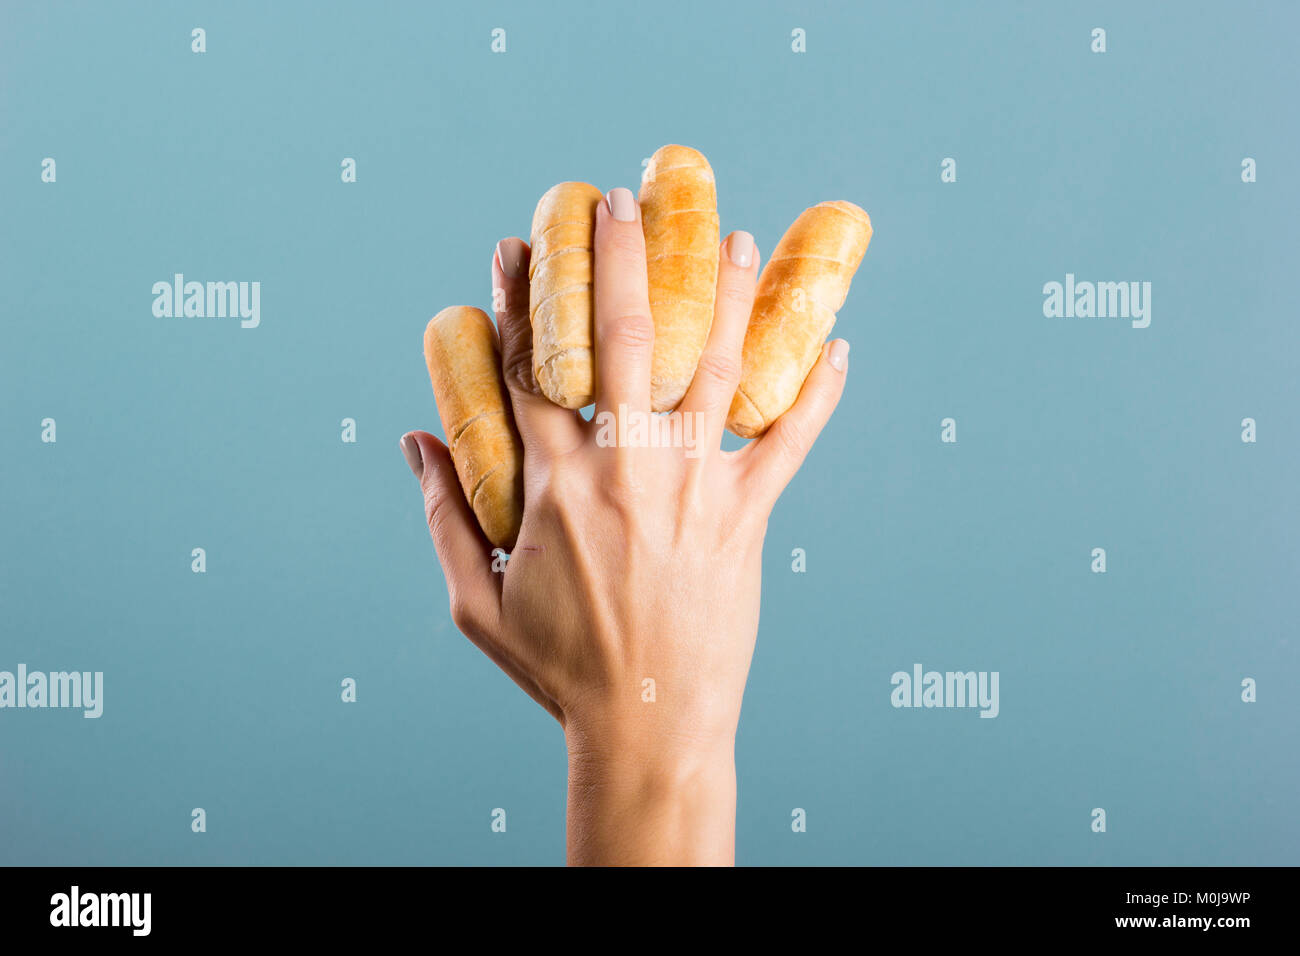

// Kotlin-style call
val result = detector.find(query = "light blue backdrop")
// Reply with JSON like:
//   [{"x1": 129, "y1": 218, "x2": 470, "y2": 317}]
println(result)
[{"x1": 2, "y1": 1, "x2": 1296, "y2": 865}]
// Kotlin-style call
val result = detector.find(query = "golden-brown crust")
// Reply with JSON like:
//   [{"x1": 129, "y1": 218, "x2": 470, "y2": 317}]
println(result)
[
  {"x1": 640, "y1": 145, "x2": 720, "y2": 411},
  {"x1": 726, "y1": 201, "x2": 872, "y2": 438},
  {"x1": 423, "y1": 306, "x2": 524, "y2": 549},
  {"x1": 529, "y1": 182, "x2": 603, "y2": 408}
]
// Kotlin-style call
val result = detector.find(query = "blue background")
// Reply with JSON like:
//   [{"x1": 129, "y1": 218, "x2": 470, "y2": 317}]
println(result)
[{"x1": 2, "y1": 0, "x2": 1296, "y2": 865}]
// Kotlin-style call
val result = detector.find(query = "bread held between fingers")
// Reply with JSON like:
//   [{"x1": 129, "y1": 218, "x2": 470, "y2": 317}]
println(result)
[
  {"x1": 727, "y1": 200, "x2": 872, "y2": 438},
  {"x1": 423, "y1": 306, "x2": 524, "y2": 549},
  {"x1": 529, "y1": 182, "x2": 603, "y2": 409},
  {"x1": 639, "y1": 144, "x2": 720, "y2": 411}
]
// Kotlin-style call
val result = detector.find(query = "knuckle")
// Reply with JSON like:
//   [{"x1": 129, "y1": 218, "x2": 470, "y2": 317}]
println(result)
[
  {"x1": 598, "y1": 460, "x2": 647, "y2": 511},
  {"x1": 501, "y1": 345, "x2": 540, "y2": 396},
  {"x1": 424, "y1": 483, "x2": 458, "y2": 547},
  {"x1": 602, "y1": 312, "x2": 655, "y2": 351},
  {"x1": 770, "y1": 417, "x2": 811, "y2": 464},
  {"x1": 447, "y1": 592, "x2": 477, "y2": 636},
  {"x1": 604, "y1": 228, "x2": 646, "y2": 260},
  {"x1": 694, "y1": 348, "x2": 741, "y2": 389},
  {"x1": 717, "y1": 280, "x2": 755, "y2": 311}
]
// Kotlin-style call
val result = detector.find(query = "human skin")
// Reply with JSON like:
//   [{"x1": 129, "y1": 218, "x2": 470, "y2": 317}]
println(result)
[{"x1": 400, "y1": 187, "x2": 850, "y2": 866}]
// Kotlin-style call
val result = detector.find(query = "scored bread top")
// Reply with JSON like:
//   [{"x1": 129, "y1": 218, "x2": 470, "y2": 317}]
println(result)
[
  {"x1": 528, "y1": 182, "x2": 602, "y2": 409},
  {"x1": 640, "y1": 144, "x2": 720, "y2": 411},
  {"x1": 422, "y1": 305, "x2": 523, "y2": 548},
  {"x1": 529, "y1": 182, "x2": 604, "y2": 253},
  {"x1": 727, "y1": 200, "x2": 871, "y2": 438}
]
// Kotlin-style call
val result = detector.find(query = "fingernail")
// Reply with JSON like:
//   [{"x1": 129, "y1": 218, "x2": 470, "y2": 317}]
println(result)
[
  {"x1": 400, "y1": 434, "x2": 423, "y2": 477},
  {"x1": 827, "y1": 339, "x2": 850, "y2": 372},
  {"x1": 726, "y1": 231, "x2": 754, "y2": 268},
  {"x1": 496, "y1": 238, "x2": 526, "y2": 279},
  {"x1": 606, "y1": 187, "x2": 636, "y2": 222}
]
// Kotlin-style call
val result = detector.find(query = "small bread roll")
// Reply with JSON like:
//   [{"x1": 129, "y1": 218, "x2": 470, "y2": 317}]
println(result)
[
  {"x1": 529, "y1": 182, "x2": 603, "y2": 408},
  {"x1": 639, "y1": 144, "x2": 720, "y2": 411},
  {"x1": 727, "y1": 201, "x2": 872, "y2": 438},
  {"x1": 423, "y1": 306, "x2": 524, "y2": 549}
]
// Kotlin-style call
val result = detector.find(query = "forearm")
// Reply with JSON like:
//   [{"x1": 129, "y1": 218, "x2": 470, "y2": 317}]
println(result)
[{"x1": 564, "y1": 730, "x2": 737, "y2": 866}]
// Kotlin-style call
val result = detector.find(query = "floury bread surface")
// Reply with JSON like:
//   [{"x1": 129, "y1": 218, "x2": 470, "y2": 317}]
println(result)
[
  {"x1": 727, "y1": 200, "x2": 872, "y2": 438},
  {"x1": 639, "y1": 145, "x2": 720, "y2": 411},
  {"x1": 529, "y1": 182, "x2": 603, "y2": 408},
  {"x1": 423, "y1": 306, "x2": 524, "y2": 549}
]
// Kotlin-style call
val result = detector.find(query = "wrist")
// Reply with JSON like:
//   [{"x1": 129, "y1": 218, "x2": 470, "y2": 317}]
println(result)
[{"x1": 563, "y1": 716, "x2": 737, "y2": 866}]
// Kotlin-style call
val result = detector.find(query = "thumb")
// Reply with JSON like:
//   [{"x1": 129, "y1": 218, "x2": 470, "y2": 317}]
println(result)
[{"x1": 401, "y1": 431, "x2": 501, "y2": 639}]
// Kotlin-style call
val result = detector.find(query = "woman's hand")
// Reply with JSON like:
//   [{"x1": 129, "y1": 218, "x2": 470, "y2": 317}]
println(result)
[{"x1": 400, "y1": 187, "x2": 850, "y2": 865}]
